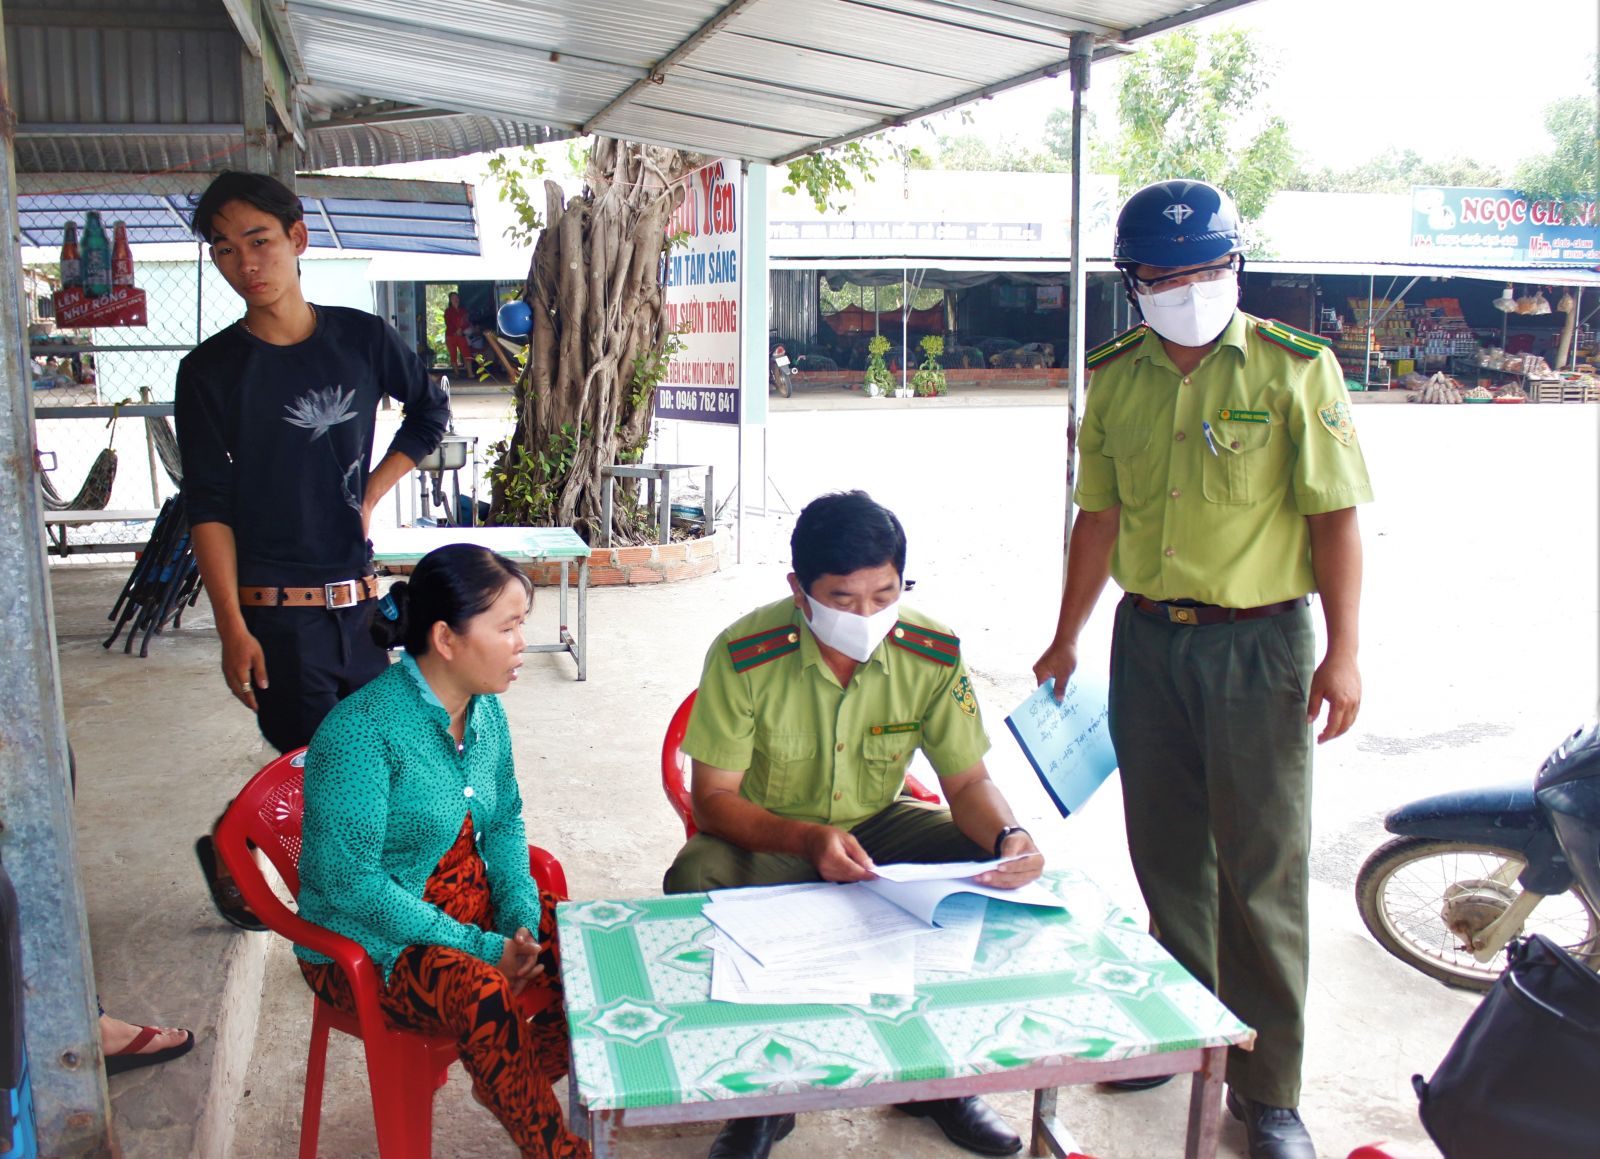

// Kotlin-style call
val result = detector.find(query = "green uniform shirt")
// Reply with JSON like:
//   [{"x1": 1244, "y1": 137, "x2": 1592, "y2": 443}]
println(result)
[
  {"x1": 1077, "y1": 311, "x2": 1374, "y2": 608},
  {"x1": 682, "y1": 597, "x2": 990, "y2": 829}
]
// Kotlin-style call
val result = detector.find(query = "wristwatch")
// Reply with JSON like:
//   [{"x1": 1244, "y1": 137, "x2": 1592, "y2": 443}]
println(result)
[{"x1": 993, "y1": 825, "x2": 1029, "y2": 859}]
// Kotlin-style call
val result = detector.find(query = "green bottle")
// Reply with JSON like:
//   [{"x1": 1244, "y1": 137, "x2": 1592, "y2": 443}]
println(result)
[{"x1": 81, "y1": 212, "x2": 111, "y2": 297}]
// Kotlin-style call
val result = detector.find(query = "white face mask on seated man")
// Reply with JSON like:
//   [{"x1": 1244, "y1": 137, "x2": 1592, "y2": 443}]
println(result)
[
  {"x1": 1135, "y1": 270, "x2": 1239, "y2": 349},
  {"x1": 803, "y1": 592, "x2": 900, "y2": 663}
]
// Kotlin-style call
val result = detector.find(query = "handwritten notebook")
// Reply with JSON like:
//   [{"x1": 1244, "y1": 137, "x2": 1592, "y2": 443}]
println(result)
[{"x1": 1005, "y1": 677, "x2": 1119, "y2": 816}]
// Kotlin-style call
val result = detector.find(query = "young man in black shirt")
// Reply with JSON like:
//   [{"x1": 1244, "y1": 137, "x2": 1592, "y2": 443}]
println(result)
[{"x1": 176, "y1": 170, "x2": 447, "y2": 928}]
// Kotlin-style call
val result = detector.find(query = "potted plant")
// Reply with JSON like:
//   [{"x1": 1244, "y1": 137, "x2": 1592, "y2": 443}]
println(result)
[
  {"x1": 911, "y1": 335, "x2": 947, "y2": 398},
  {"x1": 864, "y1": 334, "x2": 893, "y2": 397}
]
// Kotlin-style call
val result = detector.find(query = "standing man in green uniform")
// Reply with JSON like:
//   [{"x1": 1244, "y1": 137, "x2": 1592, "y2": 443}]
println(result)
[
  {"x1": 666, "y1": 490, "x2": 1042, "y2": 1159},
  {"x1": 1033, "y1": 180, "x2": 1371, "y2": 1159}
]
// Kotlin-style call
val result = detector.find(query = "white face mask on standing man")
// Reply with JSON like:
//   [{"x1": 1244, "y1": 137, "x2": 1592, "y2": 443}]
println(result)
[{"x1": 1131, "y1": 262, "x2": 1239, "y2": 348}]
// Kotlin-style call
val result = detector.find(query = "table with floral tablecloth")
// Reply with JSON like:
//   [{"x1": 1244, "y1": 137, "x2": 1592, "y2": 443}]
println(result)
[{"x1": 558, "y1": 868, "x2": 1253, "y2": 1158}]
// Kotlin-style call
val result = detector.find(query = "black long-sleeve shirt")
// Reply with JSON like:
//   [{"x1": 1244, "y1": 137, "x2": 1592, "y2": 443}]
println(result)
[{"x1": 175, "y1": 305, "x2": 448, "y2": 585}]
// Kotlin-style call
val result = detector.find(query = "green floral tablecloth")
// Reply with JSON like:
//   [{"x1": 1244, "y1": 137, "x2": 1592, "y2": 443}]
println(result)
[{"x1": 557, "y1": 868, "x2": 1253, "y2": 1112}]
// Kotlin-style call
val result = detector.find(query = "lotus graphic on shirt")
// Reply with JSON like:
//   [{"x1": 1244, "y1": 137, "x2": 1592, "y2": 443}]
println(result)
[{"x1": 283, "y1": 385, "x2": 357, "y2": 441}]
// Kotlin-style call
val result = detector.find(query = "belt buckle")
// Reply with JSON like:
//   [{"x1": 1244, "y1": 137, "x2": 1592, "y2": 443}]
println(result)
[
  {"x1": 1167, "y1": 604, "x2": 1197, "y2": 625},
  {"x1": 324, "y1": 579, "x2": 359, "y2": 609}
]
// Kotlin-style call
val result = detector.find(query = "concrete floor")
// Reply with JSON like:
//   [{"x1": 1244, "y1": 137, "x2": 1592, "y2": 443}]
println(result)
[{"x1": 61, "y1": 390, "x2": 1598, "y2": 1158}]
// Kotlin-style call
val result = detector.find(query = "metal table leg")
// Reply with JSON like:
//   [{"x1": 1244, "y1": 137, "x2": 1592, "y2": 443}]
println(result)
[
  {"x1": 576, "y1": 555, "x2": 588, "y2": 681},
  {"x1": 590, "y1": 1108, "x2": 622, "y2": 1157},
  {"x1": 558, "y1": 558, "x2": 569, "y2": 662},
  {"x1": 1030, "y1": 1086, "x2": 1082, "y2": 1158}
]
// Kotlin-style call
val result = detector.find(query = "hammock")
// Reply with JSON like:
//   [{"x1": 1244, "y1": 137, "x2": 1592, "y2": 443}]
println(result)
[
  {"x1": 144, "y1": 414, "x2": 183, "y2": 486},
  {"x1": 39, "y1": 446, "x2": 118, "y2": 512}
]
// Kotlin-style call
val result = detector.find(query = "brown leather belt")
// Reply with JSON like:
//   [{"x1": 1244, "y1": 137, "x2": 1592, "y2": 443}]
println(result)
[
  {"x1": 1131, "y1": 594, "x2": 1308, "y2": 626},
  {"x1": 239, "y1": 575, "x2": 380, "y2": 609}
]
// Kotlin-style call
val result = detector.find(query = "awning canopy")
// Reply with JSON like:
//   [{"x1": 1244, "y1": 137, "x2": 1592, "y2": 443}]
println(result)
[
  {"x1": 10, "y1": 1, "x2": 1262, "y2": 174},
  {"x1": 16, "y1": 174, "x2": 480, "y2": 255}
]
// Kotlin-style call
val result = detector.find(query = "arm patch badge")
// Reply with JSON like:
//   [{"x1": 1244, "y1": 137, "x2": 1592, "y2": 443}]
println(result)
[
  {"x1": 1318, "y1": 401, "x2": 1356, "y2": 446},
  {"x1": 951, "y1": 674, "x2": 978, "y2": 717}
]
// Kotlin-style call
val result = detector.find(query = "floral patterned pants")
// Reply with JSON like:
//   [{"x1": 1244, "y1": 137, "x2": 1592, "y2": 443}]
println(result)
[{"x1": 300, "y1": 816, "x2": 590, "y2": 1159}]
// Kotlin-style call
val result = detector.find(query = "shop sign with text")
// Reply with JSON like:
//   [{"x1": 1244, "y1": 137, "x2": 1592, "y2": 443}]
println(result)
[
  {"x1": 657, "y1": 160, "x2": 741, "y2": 425},
  {"x1": 1410, "y1": 186, "x2": 1597, "y2": 266}
]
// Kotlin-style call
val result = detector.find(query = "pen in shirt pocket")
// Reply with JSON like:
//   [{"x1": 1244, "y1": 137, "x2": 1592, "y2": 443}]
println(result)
[{"x1": 1201, "y1": 420, "x2": 1220, "y2": 456}]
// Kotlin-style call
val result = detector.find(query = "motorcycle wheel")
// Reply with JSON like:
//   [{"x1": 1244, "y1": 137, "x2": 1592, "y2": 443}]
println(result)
[{"x1": 1355, "y1": 835, "x2": 1600, "y2": 991}]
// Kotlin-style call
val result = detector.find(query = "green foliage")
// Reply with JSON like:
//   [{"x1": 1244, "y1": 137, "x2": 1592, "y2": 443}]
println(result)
[
  {"x1": 488, "y1": 422, "x2": 583, "y2": 526},
  {"x1": 1042, "y1": 107, "x2": 1075, "y2": 163},
  {"x1": 1093, "y1": 27, "x2": 1298, "y2": 251},
  {"x1": 820, "y1": 281, "x2": 944, "y2": 315},
  {"x1": 1290, "y1": 147, "x2": 1506, "y2": 194},
  {"x1": 485, "y1": 150, "x2": 549, "y2": 246},
  {"x1": 1513, "y1": 79, "x2": 1598, "y2": 219},
  {"x1": 911, "y1": 334, "x2": 946, "y2": 397},
  {"x1": 784, "y1": 140, "x2": 878, "y2": 214},
  {"x1": 934, "y1": 134, "x2": 1069, "y2": 172},
  {"x1": 564, "y1": 138, "x2": 592, "y2": 179},
  {"x1": 628, "y1": 328, "x2": 686, "y2": 412},
  {"x1": 783, "y1": 138, "x2": 929, "y2": 215},
  {"x1": 423, "y1": 284, "x2": 453, "y2": 363},
  {"x1": 864, "y1": 334, "x2": 894, "y2": 396}
]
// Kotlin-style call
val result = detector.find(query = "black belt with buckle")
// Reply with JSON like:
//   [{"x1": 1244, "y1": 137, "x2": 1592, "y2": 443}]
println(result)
[
  {"x1": 238, "y1": 575, "x2": 380, "y2": 609},
  {"x1": 1131, "y1": 594, "x2": 1309, "y2": 626}
]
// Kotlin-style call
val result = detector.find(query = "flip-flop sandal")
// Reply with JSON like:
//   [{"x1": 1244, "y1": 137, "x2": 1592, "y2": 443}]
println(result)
[
  {"x1": 105, "y1": 1026, "x2": 195, "y2": 1075},
  {"x1": 194, "y1": 835, "x2": 267, "y2": 932}
]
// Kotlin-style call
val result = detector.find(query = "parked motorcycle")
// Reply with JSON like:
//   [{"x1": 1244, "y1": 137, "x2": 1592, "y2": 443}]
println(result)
[
  {"x1": 1356, "y1": 721, "x2": 1600, "y2": 990},
  {"x1": 768, "y1": 343, "x2": 793, "y2": 398}
]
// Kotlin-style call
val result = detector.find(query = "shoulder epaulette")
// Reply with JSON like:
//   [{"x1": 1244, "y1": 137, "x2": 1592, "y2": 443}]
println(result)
[
  {"x1": 1257, "y1": 319, "x2": 1331, "y2": 360},
  {"x1": 1085, "y1": 324, "x2": 1148, "y2": 371},
  {"x1": 727, "y1": 624, "x2": 800, "y2": 673},
  {"x1": 889, "y1": 621, "x2": 960, "y2": 667}
]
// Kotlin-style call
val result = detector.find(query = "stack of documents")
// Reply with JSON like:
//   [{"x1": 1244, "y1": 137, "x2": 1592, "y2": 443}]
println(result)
[{"x1": 702, "y1": 859, "x2": 1063, "y2": 1005}]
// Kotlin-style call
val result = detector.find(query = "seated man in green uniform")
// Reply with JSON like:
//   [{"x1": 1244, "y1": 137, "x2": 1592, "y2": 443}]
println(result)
[
  {"x1": 666, "y1": 490, "x2": 1042, "y2": 1159},
  {"x1": 1034, "y1": 180, "x2": 1372, "y2": 1159}
]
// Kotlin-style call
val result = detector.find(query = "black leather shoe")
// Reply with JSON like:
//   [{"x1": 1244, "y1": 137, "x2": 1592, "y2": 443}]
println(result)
[
  {"x1": 896, "y1": 1096, "x2": 1022, "y2": 1156},
  {"x1": 1102, "y1": 1074, "x2": 1173, "y2": 1091},
  {"x1": 707, "y1": 1113, "x2": 796, "y2": 1159},
  {"x1": 1226, "y1": 1091, "x2": 1315, "y2": 1159}
]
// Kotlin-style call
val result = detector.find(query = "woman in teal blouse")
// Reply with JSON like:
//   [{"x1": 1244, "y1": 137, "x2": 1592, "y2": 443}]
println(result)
[{"x1": 296, "y1": 544, "x2": 589, "y2": 1159}]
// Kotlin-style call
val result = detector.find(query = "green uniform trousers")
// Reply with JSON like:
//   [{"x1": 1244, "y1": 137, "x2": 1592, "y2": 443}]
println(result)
[
  {"x1": 1108, "y1": 593, "x2": 1315, "y2": 1108},
  {"x1": 663, "y1": 799, "x2": 988, "y2": 894}
]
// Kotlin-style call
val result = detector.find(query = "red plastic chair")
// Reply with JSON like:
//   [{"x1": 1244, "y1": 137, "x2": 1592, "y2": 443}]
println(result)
[
  {"x1": 215, "y1": 747, "x2": 568, "y2": 1159},
  {"x1": 661, "y1": 690, "x2": 942, "y2": 839}
]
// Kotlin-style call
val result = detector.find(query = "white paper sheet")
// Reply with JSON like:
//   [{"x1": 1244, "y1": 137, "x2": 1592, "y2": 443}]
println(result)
[
  {"x1": 701, "y1": 881, "x2": 929, "y2": 967},
  {"x1": 871, "y1": 856, "x2": 1023, "y2": 883},
  {"x1": 710, "y1": 933, "x2": 917, "y2": 1004},
  {"x1": 861, "y1": 875, "x2": 1066, "y2": 926},
  {"x1": 914, "y1": 894, "x2": 988, "y2": 975}
]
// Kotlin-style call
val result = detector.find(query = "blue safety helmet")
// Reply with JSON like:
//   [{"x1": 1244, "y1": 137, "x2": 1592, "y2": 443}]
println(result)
[{"x1": 1114, "y1": 179, "x2": 1243, "y2": 270}]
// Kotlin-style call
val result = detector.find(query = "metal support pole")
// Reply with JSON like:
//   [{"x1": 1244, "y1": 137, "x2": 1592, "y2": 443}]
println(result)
[
  {"x1": 240, "y1": 48, "x2": 272, "y2": 173},
  {"x1": 900, "y1": 268, "x2": 909, "y2": 394},
  {"x1": 0, "y1": 2, "x2": 114, "y2": 1150},
  {"x1": 194, "y1": 242, "x2": 204, "y2": 345},
  {"x1": 1062, "y1": 31, "x2": 1094, "y2": 573}
]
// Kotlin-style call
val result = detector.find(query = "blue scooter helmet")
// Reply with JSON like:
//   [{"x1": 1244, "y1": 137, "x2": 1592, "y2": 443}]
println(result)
[{"x1": 1114, "y1": 179, "x2": 1243, "y2": 270}]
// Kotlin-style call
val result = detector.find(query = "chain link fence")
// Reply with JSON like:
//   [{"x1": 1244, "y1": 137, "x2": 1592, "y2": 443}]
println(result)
[{"x1": 28, "y1": 216, "x2": 245, "y2": 561}]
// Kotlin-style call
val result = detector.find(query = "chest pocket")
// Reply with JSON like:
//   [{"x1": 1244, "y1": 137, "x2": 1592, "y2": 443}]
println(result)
[
  {"x1": 752, "y1": 730, "x2": 817, "y2": 809},
  {"x1": 1202, "y1": 422, "x2": 1273, "y2": 504},
  {"x1": 1101, "y1": 425, "x2": 1156, "y2": 507},
  {"x1": 861, "y1": 732, "x2": 914, "y2": 807}
]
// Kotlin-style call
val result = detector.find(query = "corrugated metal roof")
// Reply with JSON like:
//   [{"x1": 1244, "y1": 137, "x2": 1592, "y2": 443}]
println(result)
[
  {"x1": 266, "y1": 0, "x2": 1257, "y2": 162},
  {"x1": 17, "y1": 174, "x2": 483, "y2": 254},
  {"x1": 7, "y1": 0, "x2": 1254, "y2": 174}
]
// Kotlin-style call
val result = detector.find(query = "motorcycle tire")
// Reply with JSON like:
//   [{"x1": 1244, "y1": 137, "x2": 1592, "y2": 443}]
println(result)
[{"x1": 1355, "y1": 835, "x2": 1600, "y2": 991}]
